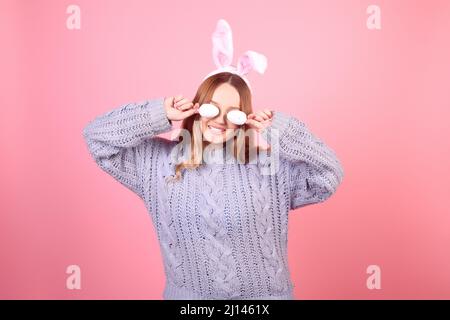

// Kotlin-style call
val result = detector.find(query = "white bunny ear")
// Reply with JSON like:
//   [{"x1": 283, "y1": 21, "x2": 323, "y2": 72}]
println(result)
[
  {"x1": 212, "y1": 19, "x2": 234, "y2": 68},
  {"x1": 237, "y1": 50, "x2": 268, "y2": 75}
]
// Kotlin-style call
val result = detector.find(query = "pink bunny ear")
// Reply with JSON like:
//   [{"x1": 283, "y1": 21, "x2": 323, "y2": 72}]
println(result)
[
  {"x1": 212, "y1": 19, "x2": 234, "y2": 68},
  {"x1": 236, "y1": 50, "x2": 268, "y2": 75}
]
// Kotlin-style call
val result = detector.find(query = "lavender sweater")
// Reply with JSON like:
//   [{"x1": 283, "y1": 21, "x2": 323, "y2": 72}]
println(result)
[{"x1": 82, "y1": 97, "x2": 344, "y2": 300}]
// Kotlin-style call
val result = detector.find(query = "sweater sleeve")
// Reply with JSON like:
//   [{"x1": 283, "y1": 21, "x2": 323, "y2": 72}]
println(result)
[
  {"x1": 260, "y1": 110, "x2": 344, "y2": 210},
  {"x1": 82, "y1": 97, "x2": 173, "y2": 199}
]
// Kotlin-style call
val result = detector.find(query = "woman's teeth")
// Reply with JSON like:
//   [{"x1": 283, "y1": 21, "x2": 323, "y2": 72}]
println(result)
[{"x1": 208, "y1": 124, "x2": 225, "y2": 134}]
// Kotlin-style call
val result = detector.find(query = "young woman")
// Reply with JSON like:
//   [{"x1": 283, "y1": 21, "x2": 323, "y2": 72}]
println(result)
[{"x1": 82, "y1": 20, "x2": 344, "y2": 300}]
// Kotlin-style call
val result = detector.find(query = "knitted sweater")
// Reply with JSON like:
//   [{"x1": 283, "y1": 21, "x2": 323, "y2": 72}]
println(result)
[{"x1": 82, "y1": 97, "x2": 344, "y2": 300}]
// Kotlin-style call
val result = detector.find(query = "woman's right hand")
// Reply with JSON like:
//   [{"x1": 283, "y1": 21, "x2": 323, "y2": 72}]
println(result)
[{"x1": 164, "y1": 94, "x2": 199, "y2": 122}]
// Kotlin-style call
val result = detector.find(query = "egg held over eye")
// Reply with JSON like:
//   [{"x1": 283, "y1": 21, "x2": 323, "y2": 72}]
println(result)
[
  {"x1": 226, "y1": 109, "x2": 247, "y2": 125},
  {"x1": 198, "y1": 103, "x2": 247, "y2": 125},
  {"x1": 198, "y1": 103, "x2": 219, "y2": 118}
]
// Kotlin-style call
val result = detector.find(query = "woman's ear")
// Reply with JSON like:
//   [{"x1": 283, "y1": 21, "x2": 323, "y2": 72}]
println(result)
[{"x1": 212, "y1": 19, "x2": 234, "y2": 68}]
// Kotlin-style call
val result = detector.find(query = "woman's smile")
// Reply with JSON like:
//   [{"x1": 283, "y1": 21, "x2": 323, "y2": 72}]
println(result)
[{"x1": 207, "y1": 122, "x2": 227, "y2": 135}]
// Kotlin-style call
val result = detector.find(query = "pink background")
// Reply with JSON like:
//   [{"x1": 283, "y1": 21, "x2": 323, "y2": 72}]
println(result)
[{"x1": 1, "y1": 0, "x2": 449, "y2": 299}]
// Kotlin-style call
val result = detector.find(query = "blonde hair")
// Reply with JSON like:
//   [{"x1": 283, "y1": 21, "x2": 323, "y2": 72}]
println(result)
[{"x1": 168, "y1": 72, "x2": 268, "y2": 181}]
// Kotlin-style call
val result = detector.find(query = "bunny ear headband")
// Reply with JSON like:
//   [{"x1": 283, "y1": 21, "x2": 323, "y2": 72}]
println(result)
[{"x1": 202, "y1": 19, "x2": 268, "y2": 93}]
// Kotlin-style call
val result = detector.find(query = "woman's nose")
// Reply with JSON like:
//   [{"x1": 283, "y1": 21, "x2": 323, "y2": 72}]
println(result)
[{"x1": 214, "y1": 109, "x2": 227, "y2": 124}]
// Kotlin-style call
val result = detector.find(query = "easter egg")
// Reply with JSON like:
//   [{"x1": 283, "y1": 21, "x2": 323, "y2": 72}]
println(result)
[
  {"x1": 227, "y1": 109, "x2": 247, "y2": 125},
  {"x1": 198, "y1": 103, "x2": 219, "y2": 118}
]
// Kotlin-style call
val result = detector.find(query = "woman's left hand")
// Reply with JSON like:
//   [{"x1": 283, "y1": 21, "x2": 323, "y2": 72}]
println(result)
[
  {"x1": 246, "y1": 109, "x2": 273, "y2": 150},
  {"x1": 245, "y1": 109, "x2": 273, "y2": 133}
]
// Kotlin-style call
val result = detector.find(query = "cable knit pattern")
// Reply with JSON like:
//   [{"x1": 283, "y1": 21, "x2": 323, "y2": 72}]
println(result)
[
  {"x1": 83, "y1": 97, "x2": 344, "y2": 300},
  {"x1": 196, "y1": 162, "x2": 241, "y2": 299},
  {"x1": 157, "y1": 153, "x2": 184, "y2": 287},
  {"x1": 247, "y1": 158, "x2": 288, "y2": 295}
]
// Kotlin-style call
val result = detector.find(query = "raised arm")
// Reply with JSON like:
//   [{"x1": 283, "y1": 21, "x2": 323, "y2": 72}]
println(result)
[
  {"x1": 82, "y1": 97, "x2": 173, "y2": 199},
  {"x1": 260, "y1": 110, "x2": 344, "y2": 210}
]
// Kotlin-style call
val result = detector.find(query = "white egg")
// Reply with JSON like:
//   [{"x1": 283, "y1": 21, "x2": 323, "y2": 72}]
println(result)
[
  {"x1": 199, "y1": 103, "x2": 219, "y2": 118},
  {"x1": 227, "y1": 110, "x2": 247, "y2": 125}
]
